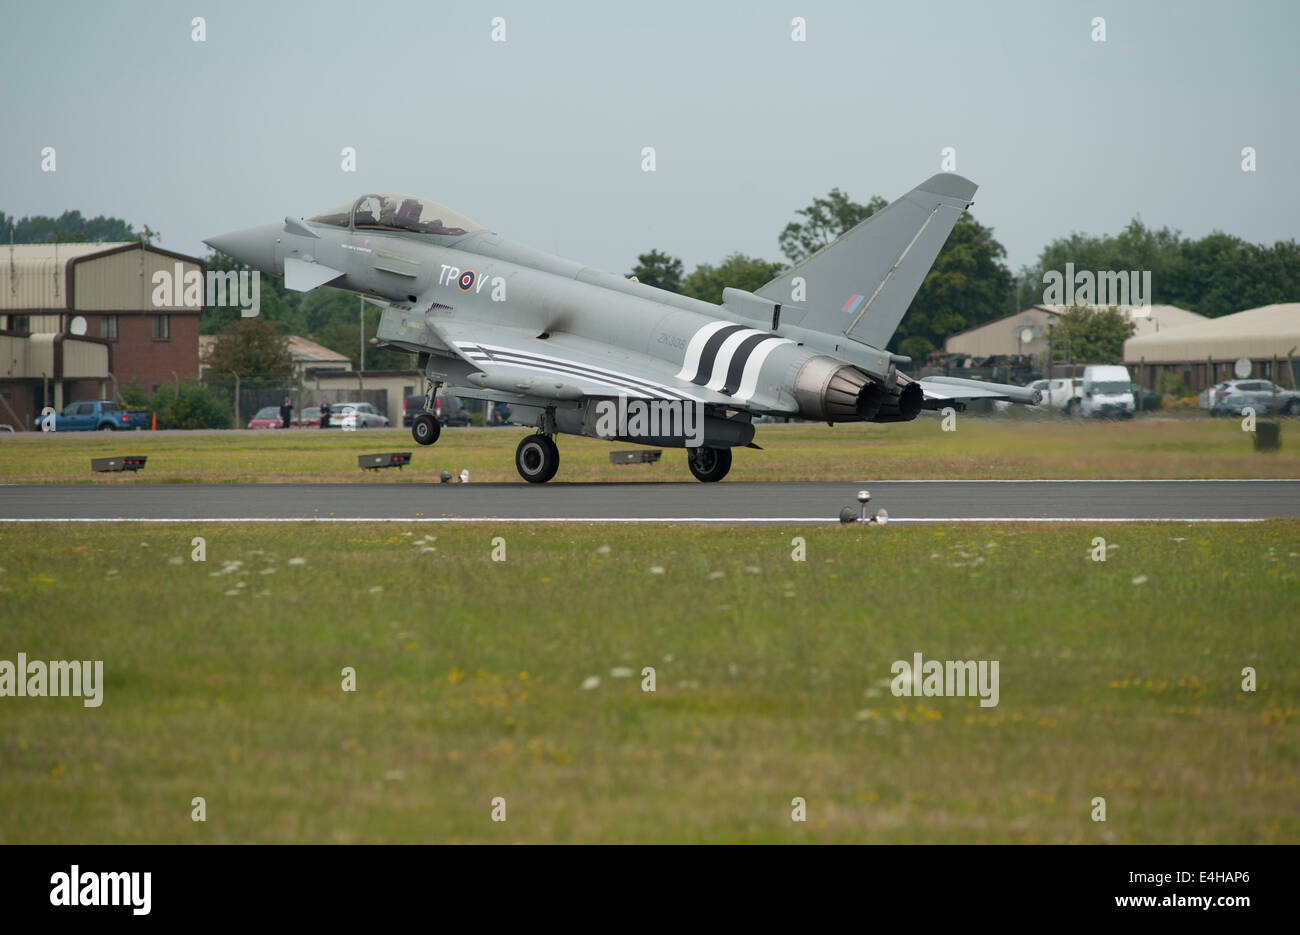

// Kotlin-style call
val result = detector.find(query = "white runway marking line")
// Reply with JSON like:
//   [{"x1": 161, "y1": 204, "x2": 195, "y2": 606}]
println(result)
[
  {"x1": 0, "y1": 516, "x2": 1272, "y2": 524},
  {"x1": 852, "y1": 478, "x2": 1299, "y2": 483}
]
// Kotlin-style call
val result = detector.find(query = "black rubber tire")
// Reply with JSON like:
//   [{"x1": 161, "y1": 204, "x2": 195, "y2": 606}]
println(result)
[
  {"x1": 516, "y1": 434, "x2": 559, "y2": 483},
  {"x1": 687, "y1": 446, "x2": 732, "y2": 482},
  {"x1": 411, "y1": 414, "x2": 440, "y2": 446},
  {"x1": 1286, "y1": 400, "x2": 1300, "y2": 417},
  {"x1": 98, "y1": 423, "x2": 115, "y2": 431}
]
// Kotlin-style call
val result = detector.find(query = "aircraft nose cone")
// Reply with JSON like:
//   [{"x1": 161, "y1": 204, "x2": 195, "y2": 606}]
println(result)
[{"x1": 202, "y1": 223, "x2": 282, "y2": 274}]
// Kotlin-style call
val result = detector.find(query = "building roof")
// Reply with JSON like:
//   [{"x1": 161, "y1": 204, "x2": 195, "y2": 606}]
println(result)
[
  {"x1": 198, "y1": 334, "x2": 352, "y2": 365},
  {"x1": 944, "y1": 305, "x2": 1203, "y2": 357},
  {"x1": 1124, "y1": 303, "x2": 1300, "y2": 362},
  {"x1": 0, "y1": 241, "x2": 205, "y2": 310},
  {"x1": 286, "y1": 335, "x2": 352, "y2": 364}
]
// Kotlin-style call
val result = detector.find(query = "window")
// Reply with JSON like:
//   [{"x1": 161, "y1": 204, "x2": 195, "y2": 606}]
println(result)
[
  {"x1": 75, "y1": 403, "x2": 93, "y2": 416},
  {"x1": 102, "y1": 315, "x2": 118, "y2": 340},
  {"x1": 349, "y1": 193, "x2": 481, "y2": 236},
  {"x1": 153, "y1": 314, "x2": 170, "y2": 340},
  {"x1": 10, "y1": 314, "x2": 29, "y2": 331}
]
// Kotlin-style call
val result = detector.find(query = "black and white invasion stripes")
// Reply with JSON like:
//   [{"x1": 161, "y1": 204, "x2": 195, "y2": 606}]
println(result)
[{"x1": 674, "y1": 321, "x2": 793, "y2": 401}]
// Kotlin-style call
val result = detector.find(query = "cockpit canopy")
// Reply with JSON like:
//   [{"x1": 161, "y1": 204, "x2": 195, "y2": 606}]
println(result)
[{"x1": 309, "y1": 194, "x2": 482, "y2": 237}]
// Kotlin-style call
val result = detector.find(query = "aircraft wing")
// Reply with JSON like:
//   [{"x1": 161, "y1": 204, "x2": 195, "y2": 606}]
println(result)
[
  {"x1": 423, "y1": 318, "x2": 735, "y2": 406},
  {"x1": 914, "y1": 375, "x2": 1041, "y2": 405}
]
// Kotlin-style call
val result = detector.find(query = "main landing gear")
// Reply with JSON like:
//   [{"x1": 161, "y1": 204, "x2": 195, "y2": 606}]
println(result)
[
  {"x1": 411, "y1": 413, "x2": 440, "y2": 446},
  {"x1": 687, "y1": 445, "x2": 732, "y2": 483},
  {"x1": 515, "y1": 433, "x2": 560, "y2": 483}
]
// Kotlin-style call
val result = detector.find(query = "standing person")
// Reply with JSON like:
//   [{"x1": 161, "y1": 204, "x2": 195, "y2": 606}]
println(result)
[
  {"x1": 320, "y1": 397, "x2": 331, "y2": 429},
  {"x1": 279, "y1": 396, "x2": 293, "y2": 429}
]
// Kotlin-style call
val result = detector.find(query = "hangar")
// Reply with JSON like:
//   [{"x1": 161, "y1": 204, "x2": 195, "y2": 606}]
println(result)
[
  {"x1": 944, "y1": 304, "x2": 1205, "y2": 359},
  {"x1": 1124, "y1": 303, "x2": 1300, "y2": 391}
]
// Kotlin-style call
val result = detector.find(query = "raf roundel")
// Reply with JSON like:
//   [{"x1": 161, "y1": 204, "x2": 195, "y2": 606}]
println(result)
[{"x1": 458, "y1": 270, "x2": 476, "y2": 291}]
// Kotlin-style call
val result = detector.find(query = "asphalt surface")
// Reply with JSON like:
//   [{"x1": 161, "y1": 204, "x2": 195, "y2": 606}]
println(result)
[{"x1": 0, "y1": 480, "x2": 1296, "y2": 522}]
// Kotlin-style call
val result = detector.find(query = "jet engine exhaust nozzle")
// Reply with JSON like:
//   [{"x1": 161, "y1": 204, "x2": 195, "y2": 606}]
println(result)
[
  {"x1": 793, "y1": 356, "x2": 884, "y2": 423},
  {"x1": 873, "y1": 380, "x2": 925, "y2": 423}
]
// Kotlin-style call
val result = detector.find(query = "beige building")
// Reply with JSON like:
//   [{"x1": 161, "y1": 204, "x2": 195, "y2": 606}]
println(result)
[
  {"x1": 0, "y1": 241, "x2": 203, "y2": 427},
  {"x1": 312, "y1": 369, "x2": 427, "y2": 422},
  {"x1": 199, "y1": 333, "x2": 353, "y2": 383},
  {"x1": 944, "y1": 305, "x2": 1204, "y2": 359},
  {"x1": 1124, "y1": 303, "x2": 1300, "y2": 391}
]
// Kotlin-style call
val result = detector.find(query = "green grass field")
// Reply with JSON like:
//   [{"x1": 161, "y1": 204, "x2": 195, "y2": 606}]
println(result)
[
  {"x1": 1, "y1": 415, "x2": 1297, "y2": 484},
  {"x1": 2, "y1": 521, "x2": 1296, "y2": 843}
]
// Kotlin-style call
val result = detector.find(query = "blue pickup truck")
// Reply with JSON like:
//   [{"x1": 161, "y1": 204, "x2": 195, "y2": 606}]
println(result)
[{"x1": 50, "y1": 400, "x2": 149, "y2": 431}]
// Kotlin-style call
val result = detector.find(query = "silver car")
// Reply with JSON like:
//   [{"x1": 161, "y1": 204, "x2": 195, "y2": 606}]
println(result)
[
  {"x1": 331, "y1": 402, "x2": 390, "y2": 428},
  {"x1": 1209, "y1": 380, "x2": 1300, "y2": 417}
]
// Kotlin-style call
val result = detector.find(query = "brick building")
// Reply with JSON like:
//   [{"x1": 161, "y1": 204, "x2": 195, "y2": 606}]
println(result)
[{"x1": 0, "y1": 242, "x2": 203, "y2": 424}]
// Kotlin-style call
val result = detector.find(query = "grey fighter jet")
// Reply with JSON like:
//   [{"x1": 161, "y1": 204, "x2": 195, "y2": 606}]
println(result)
[{"x1": 205, "y1": 176, "x2": 1036, "y2": 483}]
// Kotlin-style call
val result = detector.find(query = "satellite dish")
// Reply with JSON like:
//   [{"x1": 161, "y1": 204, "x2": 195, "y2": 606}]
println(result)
[
  {"x1": 69, "y1": 316, "x2": 87, "y2": 336},
  {"x1": 1019, "y1": 327, "x2": 1035, "y2": 344},
  {"x1": 1234, "y1": 358, "x2": 1252, "y2": 379}
]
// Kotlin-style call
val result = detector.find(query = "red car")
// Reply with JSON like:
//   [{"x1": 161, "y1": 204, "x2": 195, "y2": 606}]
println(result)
[{"x1": 248, "y1": 406, "x2": 285, "y2": 429}]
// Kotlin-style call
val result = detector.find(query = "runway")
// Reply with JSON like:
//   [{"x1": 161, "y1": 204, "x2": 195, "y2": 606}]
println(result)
[{"x1": 0, "y1": 479, "x2": 1296, "y2": 523}]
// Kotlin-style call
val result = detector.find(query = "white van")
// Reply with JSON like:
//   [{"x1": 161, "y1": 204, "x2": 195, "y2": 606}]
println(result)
[{"x1": 1080, "y1": 365, "x2": 1135, "y2": 418}]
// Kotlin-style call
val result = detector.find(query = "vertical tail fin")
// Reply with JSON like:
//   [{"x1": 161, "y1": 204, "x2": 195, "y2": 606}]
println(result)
[{"x1": 757, "y1": 174, "x2": 977, "y2": 349}]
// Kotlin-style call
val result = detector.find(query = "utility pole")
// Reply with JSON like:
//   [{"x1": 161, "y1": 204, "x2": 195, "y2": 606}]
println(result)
[{"x1": 359, "y1": 296, "x2": 365, "y2": 373}]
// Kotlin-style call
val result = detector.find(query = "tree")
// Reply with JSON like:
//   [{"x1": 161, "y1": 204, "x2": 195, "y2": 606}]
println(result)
[
  {"x1": 1018, "y1": 219, "x2": 1300, "y2": 318},
  {"x1": 118, "y1": 381, "x2": 231, "y2": 429},
  {"x1": 682, "y1": 253, "x2": 785, "y2": 305},
  {"x1": 1045, "y1": 306, "x2": 1135, "y2": 365},
  {"x1": 779, "y1": 188, "x2": 886, "y2": 264},
  {"x1": 204, "y1": 318, "x2": 294, "y2": 384},
  {"x1": 0, "y1": 209, "x2": 150, "y2": 244},
  {"x1": 630, "y1": 250, "x2": 685, "y2": 293}
]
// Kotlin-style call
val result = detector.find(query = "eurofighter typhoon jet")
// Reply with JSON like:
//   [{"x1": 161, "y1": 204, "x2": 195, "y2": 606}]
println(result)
[{"x1": 205, "y1": 175, "x2": 1035, "y2": 482}]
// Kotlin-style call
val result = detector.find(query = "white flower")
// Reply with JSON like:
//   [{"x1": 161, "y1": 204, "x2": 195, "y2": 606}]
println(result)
[
  {"x1": 610, "y1": 667, "x2": 634, "y2": 678},
  {"x1": 1131, "y1": 575, "x2": 1148, "y2": 585},
  {"x1": 580, "y1": 676, "x2": 600, "y2": 690},
  {"x1": 288, "y1": 557, "x2": 306, "y2": 565},
  {"x1": 649, "y1": 566, "x2": 665, "y2": 575}
]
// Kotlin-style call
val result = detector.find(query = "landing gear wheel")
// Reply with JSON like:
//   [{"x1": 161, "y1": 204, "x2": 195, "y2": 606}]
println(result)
[
  {"x1": 687, "y1": 446, "x2": 732, "y2": 482},
  {"x1": 412, "y1": 414, "x2": 440, "y2": 446},
  {"x1": 516, "y1": 434, "x2": 559, "y2": 483}
]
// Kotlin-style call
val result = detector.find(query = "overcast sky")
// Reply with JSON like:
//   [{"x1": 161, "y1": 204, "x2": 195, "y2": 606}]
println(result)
[{"x1": 2, "y1": 0, "x2": 1296, "y2": 279}]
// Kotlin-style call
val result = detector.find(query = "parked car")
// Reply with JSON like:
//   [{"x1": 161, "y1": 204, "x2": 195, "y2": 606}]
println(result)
[
  {"x1": 1025, "y1": 378, "x2": 1082, "y2": 412},
  {"x1": 1135, "y1": 385, "x2": 1163, "y2": 412},
  {"x1": 1078, "y1": 365, "x2": 1135, "y2": 418},
  {"x1": 51, "y1": 400, "x2": 149, "y2": 431},
  {"x1": 403, "y1": 393, "x2": 472, "y2": 427},
  {"x1": 1199, "y1": 382, "x2": 1228, "y2": 410},
  {"x1": 1210, "y1": 379, "x2": 1300, "y2": 417},
  {"x1": 248, "y1": 406, "x2": 285, "y2": 429},
  {"x1": 331, "y1": 402, "x2": 389, "y2": 429},
  {"x1": 297, "y1": 407, "x2": 321, "y2": 428}
]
